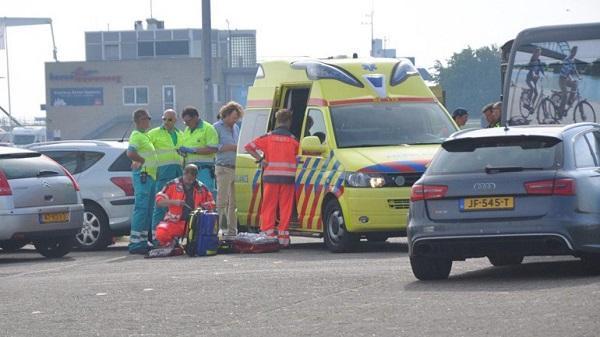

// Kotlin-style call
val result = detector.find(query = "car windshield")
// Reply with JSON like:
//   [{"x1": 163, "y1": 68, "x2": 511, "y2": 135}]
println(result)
[
  {"x1": 429, "y1": 136, "x2": 561, "y2": 174},
  {"x1": 330, "y1": 102, "x2": 456, "y2": 148},
  {"x1": 12, "y1": 135, "x2": 36, "y2": 145}
]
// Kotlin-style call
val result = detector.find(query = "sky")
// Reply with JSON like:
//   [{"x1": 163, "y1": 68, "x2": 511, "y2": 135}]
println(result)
[{"x1": 1, "y1": 0, "x2": 599, "y2": 122}]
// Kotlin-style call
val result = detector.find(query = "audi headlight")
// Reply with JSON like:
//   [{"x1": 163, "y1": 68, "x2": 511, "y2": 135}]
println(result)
[{"x1": 345, "y1": 172, "x2": 386, "y2": 188}]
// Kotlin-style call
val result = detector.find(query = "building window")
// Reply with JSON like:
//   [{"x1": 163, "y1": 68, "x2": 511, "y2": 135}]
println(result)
[
  {"x1": 104, "y1": 44, "x2": 120, "y2": 60},
  {"x1": 123, "y1": 86, "x2": 149, "y2": 105},
  {"x1": 138, "y1": 42, "x2": 154, "y2": 57},
  {"x1": 163, "y1": 85, "x2": 175, "y2": 110},
  {"x1": 156, "y1": 41, "x2": 189, "y2": 56},
  {"x1": 230, "y1": 35, "x2": 256, "y2": 68}
]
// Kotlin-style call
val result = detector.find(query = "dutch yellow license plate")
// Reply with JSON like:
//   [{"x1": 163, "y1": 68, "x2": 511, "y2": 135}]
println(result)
[
  {"x1": 41, "y1": 212, "x2": 70, "y2": 223},
  {"x1": 461, "y1": 197, "x2": 515, "y2": 211}
]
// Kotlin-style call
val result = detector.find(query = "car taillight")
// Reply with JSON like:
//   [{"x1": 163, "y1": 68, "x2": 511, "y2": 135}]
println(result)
[
  {"x1": 524, "y1": 178, "x2": 575, "y2": 196},
  {"x1": 61, "y1": 167, "x2": 80, "y2": 192},
  {"x1": 0, "y1": 169, "x2": 12, "y2": 196},
  {"x1": 410, "y1": 184, "x2": 448, "y2": 201},
  {"x1": 110, "y1": 177, "x2": 134, "y2": 196}
]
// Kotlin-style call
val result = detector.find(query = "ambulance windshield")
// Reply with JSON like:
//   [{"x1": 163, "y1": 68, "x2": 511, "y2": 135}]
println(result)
[{"x1": 330, "y1": 102, "x2": 456, "y2": 148}]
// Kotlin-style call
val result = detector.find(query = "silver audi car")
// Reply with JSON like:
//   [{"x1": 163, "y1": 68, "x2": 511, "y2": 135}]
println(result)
[
  {"x1": 0, "y1": 146, "x2": 84, "y2": 258},
  {"x1": 408, "y1": 123, "x2": 600, "y2": 280}
]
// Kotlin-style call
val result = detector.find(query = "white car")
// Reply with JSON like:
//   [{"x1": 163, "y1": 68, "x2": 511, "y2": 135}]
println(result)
[{"x1": 28, "y1": 140, "x2": 134, "y2": 250}]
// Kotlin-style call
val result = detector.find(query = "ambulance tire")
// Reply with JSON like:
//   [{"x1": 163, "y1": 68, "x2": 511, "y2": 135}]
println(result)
[{"x1": 323, "y1": 200, "x2": 359, "y2": 253}]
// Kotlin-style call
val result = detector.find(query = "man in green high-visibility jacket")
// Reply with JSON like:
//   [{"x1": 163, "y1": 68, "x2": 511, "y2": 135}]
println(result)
[
  {"x1": 126, "y1": 108, "x2": 158, "y2": 254},
  {"x1": 148, "y1": 109, "x2": 184, "y2": 237},
  {"x1": 179, "y1": 106, "x2": 219, "y2": 198}
]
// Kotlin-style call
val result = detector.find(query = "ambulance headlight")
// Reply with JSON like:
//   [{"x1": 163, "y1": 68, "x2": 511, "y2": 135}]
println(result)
[
  {"x1": 390, "y1": 60, "x2": 419, "y2": 86},
  {"x1": 345, "y1": 172, "x2": 386, "y2": 188},
  {"x1": 291, "y1": 60, "x2": 364, "y2": 88}
]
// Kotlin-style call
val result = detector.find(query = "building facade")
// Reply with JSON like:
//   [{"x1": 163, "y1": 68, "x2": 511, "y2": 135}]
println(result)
[{"x1": 45, "y1": 19, "x2": 257, "y2": 140}]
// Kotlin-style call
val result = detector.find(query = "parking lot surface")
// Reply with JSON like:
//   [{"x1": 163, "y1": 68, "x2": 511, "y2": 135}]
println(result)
[{"x1": 1, "y1": 237, "x2": 600, "y2": 337}]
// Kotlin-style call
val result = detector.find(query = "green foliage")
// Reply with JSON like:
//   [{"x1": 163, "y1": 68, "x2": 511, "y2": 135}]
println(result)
[{"x1": 434, "y1": 46, "x2": 502, "y2": 121}]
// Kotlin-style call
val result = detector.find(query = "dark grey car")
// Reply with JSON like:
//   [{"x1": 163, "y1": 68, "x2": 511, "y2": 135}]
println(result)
[{"x1": 408, "y1": 123, "x2": 600, "y2": 280}]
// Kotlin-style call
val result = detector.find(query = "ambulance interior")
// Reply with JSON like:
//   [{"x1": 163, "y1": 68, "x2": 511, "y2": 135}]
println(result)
[{"x1": 278, "y1": 87, "x2": 310, "y2": 139}]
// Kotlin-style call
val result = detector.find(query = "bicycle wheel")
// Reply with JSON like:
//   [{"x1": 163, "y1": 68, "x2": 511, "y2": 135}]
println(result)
[
  {"x1": 536, "y1": 98, "x2": 559, "y2": 124},
  {"x1": 519, "y1": 89, "x2": 532, "y2": 119},
  {"x1": 574, "y1": 100, "x2": 596, "y2": 123}
]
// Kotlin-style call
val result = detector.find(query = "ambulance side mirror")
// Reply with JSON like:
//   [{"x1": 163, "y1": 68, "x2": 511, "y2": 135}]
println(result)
[{"x1": 301, "y1": 136, "x2": 326, "y2": 156}]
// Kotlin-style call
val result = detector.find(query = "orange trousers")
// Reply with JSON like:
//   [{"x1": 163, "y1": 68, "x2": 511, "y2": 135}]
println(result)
[
  {"x1": 155, "y1": 220, "x2": 186, "y2": 246},
  {"x1": 260, "y1": 183, "x2": 295, "y2": 233}
]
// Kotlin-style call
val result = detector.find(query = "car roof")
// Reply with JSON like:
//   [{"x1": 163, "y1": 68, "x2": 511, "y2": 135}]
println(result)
[
  {"x1": 0, "y1": 145, "x2": 37, "y2": 155},
  {"x1": 26, "y1": 139, "x2": 129, "y2": 151},
  {"x1": 449, "y1": 123, "x2": 600, "y2": 140}
]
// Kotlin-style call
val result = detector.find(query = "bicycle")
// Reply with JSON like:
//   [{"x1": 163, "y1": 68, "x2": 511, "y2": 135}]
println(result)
[
  {"x1": 550, "y1": 79, "x2": 596, "y2": 123},
  {"x1": 517, "y1": 77, "x2": 558, "y2": 124}
]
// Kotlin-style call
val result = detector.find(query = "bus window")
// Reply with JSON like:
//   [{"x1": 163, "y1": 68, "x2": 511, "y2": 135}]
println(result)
[{"x1": 504, "y1": 23, "x2": 600, "y2": 126}]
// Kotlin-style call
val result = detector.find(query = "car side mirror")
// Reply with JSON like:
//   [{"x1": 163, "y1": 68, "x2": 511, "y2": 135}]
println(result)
[{"x1": 301, "y1": 136, "x2": 327, "y2": 156}]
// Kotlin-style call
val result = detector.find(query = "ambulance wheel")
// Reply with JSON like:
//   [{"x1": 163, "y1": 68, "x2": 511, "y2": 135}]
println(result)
[{"x1": 323, "y1": 200, "x2": 359, "y2": 253}]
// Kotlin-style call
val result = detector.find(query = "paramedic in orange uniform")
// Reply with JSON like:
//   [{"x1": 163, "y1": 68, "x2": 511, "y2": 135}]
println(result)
[
  {"x1": 245, "y1": 109, "x2": 299, "y2": 248},
  {"x1": 154, "y1": 164, "x2": 215, "y2": 248}
]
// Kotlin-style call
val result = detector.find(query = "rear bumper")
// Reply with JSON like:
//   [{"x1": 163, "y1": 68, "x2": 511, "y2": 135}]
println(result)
[
  {"x1": 410, "y1": 234, "x2": 573, "y2": 260},
  {"x1": 0, "y1": 204, "x2": 84, "y2": 241}
]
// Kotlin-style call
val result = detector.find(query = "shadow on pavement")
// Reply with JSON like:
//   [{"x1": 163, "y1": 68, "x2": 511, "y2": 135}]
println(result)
[{"x1": 404, "y1": 259, "x2": 600, "y2": 292}]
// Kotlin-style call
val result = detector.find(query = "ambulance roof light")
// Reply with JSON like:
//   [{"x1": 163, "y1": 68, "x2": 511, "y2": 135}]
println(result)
[
  {"x1": 291, "y1": 60, "x2": 364, "y2": 88},
  {"x1": 390, "y1": 60, "x2": 420, "y2": 86}
]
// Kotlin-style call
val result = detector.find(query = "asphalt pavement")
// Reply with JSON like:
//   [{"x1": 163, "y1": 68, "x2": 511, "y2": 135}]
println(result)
[{"x1": 1, "y1": 237, "x2": 600, "y2": 337}]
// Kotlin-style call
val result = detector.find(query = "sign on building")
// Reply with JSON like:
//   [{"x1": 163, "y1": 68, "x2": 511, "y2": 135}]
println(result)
[{"x1": 50, "y1": 88, "x2": 104, "y2": 106}]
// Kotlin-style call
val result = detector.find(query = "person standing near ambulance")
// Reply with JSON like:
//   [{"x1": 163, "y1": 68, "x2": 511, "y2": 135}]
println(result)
[
  {"x1": 179, "y1": 106, "x2": 219, "y2": 197},
  {"x1": 148, "y1": 109, "x2": 184, "y2": 238},
  {"x1": 126, "y1": 108, "x2": 158, "y2": 254},
  {"x1": 244, "y1": 109, "x2": 299, "y2": 247},
  {"x1": 213, "y1": 101, "x2": 243, "y2": 239}
]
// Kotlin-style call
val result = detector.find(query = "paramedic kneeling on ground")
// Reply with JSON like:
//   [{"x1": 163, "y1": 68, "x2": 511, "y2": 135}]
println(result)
[
  {"x1": 154, "y1": 164, "x2": 215, "y2": 249},
  {"x1": 245, "y1": 109, "x2": 299, "y2": 248}
]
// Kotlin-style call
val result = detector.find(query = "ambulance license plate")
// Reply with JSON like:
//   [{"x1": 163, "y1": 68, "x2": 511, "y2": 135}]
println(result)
[{"x1": 460, "y1": 197, "x2": 514, "y2": 211}]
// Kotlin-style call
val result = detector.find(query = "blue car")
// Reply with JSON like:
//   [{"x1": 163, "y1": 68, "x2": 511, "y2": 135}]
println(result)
[{"x1": 408, "y1": 123, "x2": 600, "y2": 280}]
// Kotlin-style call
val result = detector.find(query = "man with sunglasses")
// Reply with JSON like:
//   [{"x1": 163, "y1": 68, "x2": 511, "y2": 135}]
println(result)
[
  {"x1": 148, "y1": 109, "x2": 184, "y2": 240},
  {"x1": 179, "y1": 106, "x2": 219, "y2": 197},
  {"x1": 126, "y1": 108, "x2": 158, "y2": 254}
]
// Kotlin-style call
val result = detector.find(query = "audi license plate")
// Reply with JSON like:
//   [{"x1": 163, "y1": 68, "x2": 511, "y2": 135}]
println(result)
[
  {"x1": 460, "y1": 197, "x2": 514, "y2": 211},
  {"x1": 40, "y1": 212, "x2": 70, "y2": 224}
]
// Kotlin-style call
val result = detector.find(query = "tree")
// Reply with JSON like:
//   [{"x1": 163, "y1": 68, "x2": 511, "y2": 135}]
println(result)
[{"x1": 434, "y1": 46, "x2": 502, "y2": 124}]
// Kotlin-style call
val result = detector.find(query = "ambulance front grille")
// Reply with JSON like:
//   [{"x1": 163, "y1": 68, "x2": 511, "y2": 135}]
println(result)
[{"x1": 388, "y1": 199, "x2": 410, "y2": 210}]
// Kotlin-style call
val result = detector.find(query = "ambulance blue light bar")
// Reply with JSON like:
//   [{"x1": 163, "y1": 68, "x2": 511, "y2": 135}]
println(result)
[{"x1": 291, "y1": 60, "x2": 364, "y2": 88}]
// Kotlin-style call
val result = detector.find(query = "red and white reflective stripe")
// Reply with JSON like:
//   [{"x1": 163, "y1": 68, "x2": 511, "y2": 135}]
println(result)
[{"x1": 263, "y1": 170, "x2": 296, "y2": 176}]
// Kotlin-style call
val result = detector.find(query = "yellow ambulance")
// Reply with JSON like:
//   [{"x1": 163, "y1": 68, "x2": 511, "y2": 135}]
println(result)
[{"x1": 236, "y1": 57, "x2": 457, "y2": 252}]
